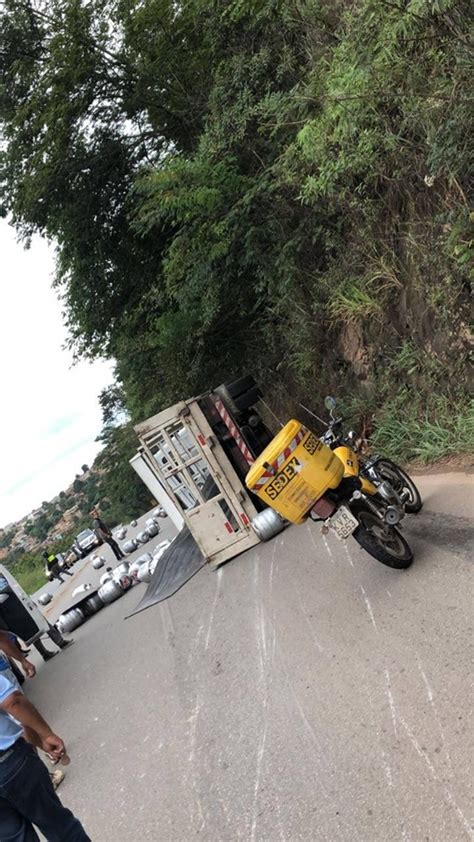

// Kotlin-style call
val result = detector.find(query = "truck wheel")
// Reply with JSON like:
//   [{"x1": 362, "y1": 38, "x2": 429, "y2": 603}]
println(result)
[
  {"x1": 221, "y1": 376, "x2": 257, "y2": 398},
  {"x1": 215, "y1": 381, "x2": 261, "y2": 416},
  {"x1": 231, "y1": 386, "x2": 262, "y2": 412}
]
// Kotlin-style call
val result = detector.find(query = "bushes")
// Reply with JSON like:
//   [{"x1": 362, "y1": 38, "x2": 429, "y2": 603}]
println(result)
[
  {"x1": 370, "y1": 397, "x2": 474, "y2": 464},
  {"x1": 0, "y1": 0, "x2": 471, "y2": 463},
  {"x1": 3, "y1": 552, "x2": 45, "y2": 595}
]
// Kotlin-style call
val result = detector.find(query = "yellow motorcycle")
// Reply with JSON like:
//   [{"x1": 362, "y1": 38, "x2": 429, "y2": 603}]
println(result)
[
  {"x1": 246, "y1": 397, "x2": 420, "y2": 569},
  {"x1": 320, "y1": 396, "x2": 422, "y2": 513}
]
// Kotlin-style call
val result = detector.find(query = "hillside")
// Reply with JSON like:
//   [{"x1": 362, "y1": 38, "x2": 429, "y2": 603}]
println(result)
[
  {"x1": 0, "y1": 419, "x2": 153, "y2": 592},
  {"x1": 0, "y1": 465, "x2": 100, "y2": 559},
  {"x1": 0, "y1": 2, "x2": 472, "y2": 499}
]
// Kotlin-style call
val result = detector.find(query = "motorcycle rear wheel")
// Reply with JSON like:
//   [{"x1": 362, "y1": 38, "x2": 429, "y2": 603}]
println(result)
[
  {"x1": 375, "y1": 458, "x2": 422, "y2": 513},
  {"x1": 352, "y1": 507, "x2": 413, "y2": 569}
]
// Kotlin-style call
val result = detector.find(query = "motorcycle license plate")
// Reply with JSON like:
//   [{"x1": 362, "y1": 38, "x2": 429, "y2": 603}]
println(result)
[{"x1": 328, "y1": 506, "x2": 359, "y2": 540}]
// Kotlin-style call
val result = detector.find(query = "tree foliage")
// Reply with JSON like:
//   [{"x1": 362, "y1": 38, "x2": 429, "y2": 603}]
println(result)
[
  {"x1": 1, "y1": 0, "x2": 472, "y2": 462},
  {"x1": 0, "y1": 530, "x2": 15, "y2": 549},
  {"x1": 94, "y1": 421, "x2": 154, "y2": 522}
]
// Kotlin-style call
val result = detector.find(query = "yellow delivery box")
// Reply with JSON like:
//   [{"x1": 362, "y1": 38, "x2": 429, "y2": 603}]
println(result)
[{"x1": 246, "y1": 420, "x2": 344, "y2": 524}]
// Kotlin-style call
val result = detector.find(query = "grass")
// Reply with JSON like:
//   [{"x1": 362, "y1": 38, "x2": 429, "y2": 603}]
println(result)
[
  {"x1": 328, "y1": 278, "x2": 383, "y2": 323},
  {"x1": 370, "y1": 397, "x2": 474, "y2": 464},
  {"x1": 10, "y1": 565, "x2": 46, "y2": 596}
]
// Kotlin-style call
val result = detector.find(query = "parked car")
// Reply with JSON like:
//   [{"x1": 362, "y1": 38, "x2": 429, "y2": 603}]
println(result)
[
  {"x1": 63, "y1": 546, "x2": 80, "y2": 567},
  {"x1": 75, "y1": 528, "x2": 100, "y2": 556}
]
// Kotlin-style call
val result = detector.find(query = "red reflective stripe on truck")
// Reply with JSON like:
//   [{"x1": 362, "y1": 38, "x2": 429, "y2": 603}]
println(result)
[
  {"x1": 240, "y1": 513, "x2": 250, "y2": 525},
  {"x1": 252, "y1": 427, "x2": 308, "y2": 489},
  {"x1": 214, "y1": 399, "x2": 254, "y2": 466},
  {"x1": 224, "y1": 521, "x2": 233, "y2": 534}
]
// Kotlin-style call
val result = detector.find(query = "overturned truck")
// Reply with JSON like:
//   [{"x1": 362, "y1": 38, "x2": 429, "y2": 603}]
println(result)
[{"x1": 130, "y1": 376, "x2": 283, "y2": 567}]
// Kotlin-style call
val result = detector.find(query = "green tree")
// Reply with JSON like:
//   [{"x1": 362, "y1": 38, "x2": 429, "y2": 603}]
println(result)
[
  {"x1": 0, "y1": 530, "x2": 15, "y2": 550},
  {"x1": 28, "y1": 514, "x2": 53, "y2": 543},
  {"x1": 1, "y1": 0, "x2": 471, "y2": 464},
  {"x1": 94, "y1": 423, "x2": 152, "y2": 522}
]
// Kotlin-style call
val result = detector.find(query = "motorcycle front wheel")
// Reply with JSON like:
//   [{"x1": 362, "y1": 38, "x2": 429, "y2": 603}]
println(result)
[
  {"x1": 351, "y1": 507, "x2": 413, "y2": 569},
  {"x1": 375, "y1": 458, "x2": 423, "y2": 514}
]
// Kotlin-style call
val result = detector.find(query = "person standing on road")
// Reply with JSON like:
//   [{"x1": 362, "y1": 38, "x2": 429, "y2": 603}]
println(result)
[
  {"x1": 0, "y1": 671, "x2": 90, "y2": 840},
  {"x1": 43, "y1": 550, "x2": 73, "y2": 584},
  {"x1": 24, "y1": 621, "x2": 74, "y2": 665},
  {"x1": 36, "y1": 619, "x2": 75, "y2": 661},
  {"x1": 90, "y1": 506, "x2": 125, "y2": 560},
  {"x1": 0, "y1": 631, "x2": 65, "y2": 791},
  {"x1": 0, "y1": 609, "x2": 74, "y2": 665}
]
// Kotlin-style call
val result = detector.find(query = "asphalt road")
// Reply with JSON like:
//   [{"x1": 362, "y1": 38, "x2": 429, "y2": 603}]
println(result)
[{"x1": 24, "y1": 473, "x2": 473, "y2": 842}]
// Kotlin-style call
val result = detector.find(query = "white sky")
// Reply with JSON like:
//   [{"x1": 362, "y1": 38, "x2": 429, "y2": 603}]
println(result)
[{"x1": 0, "y1": 221, "x2": 115, "y2": 528}]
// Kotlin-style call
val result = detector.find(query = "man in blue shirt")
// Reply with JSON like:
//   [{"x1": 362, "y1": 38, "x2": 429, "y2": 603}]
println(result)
[
  {"x1": 0, "y1": 671, "x2": 90, "y2": 840},
  {"x1": 0, "y1": 630, "x2": 65, "y2": 790}
]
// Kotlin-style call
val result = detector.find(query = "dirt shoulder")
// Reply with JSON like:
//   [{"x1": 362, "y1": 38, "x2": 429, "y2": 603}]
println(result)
[{"x1": 405, "y1": 452, "x2": 474, "y2": 475}]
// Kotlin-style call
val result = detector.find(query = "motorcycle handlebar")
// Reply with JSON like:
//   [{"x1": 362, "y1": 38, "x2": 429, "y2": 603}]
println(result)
[{"x1": 327, "y1": 412, "x2": 356, "y2": 429}]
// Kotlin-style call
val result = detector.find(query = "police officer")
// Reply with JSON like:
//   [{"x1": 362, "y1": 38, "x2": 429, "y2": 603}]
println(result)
[{"x1": 43, "y1": 551, "x2": 73, "y2": 584}]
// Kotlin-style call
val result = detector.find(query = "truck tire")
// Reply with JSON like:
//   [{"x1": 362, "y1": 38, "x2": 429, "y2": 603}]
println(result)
[
  {"x1": 214, "y1": 385, "x2": 240, "y2": 416},
  {"x1": 221, "y1": 375, "x2": 257, "y2": 398},
  {"x1": 231, "y1": 386, "x2": 262, "y2": 412},
  {"x1": 214, "y1": 383, "x2": 261, "y2": 417}
]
